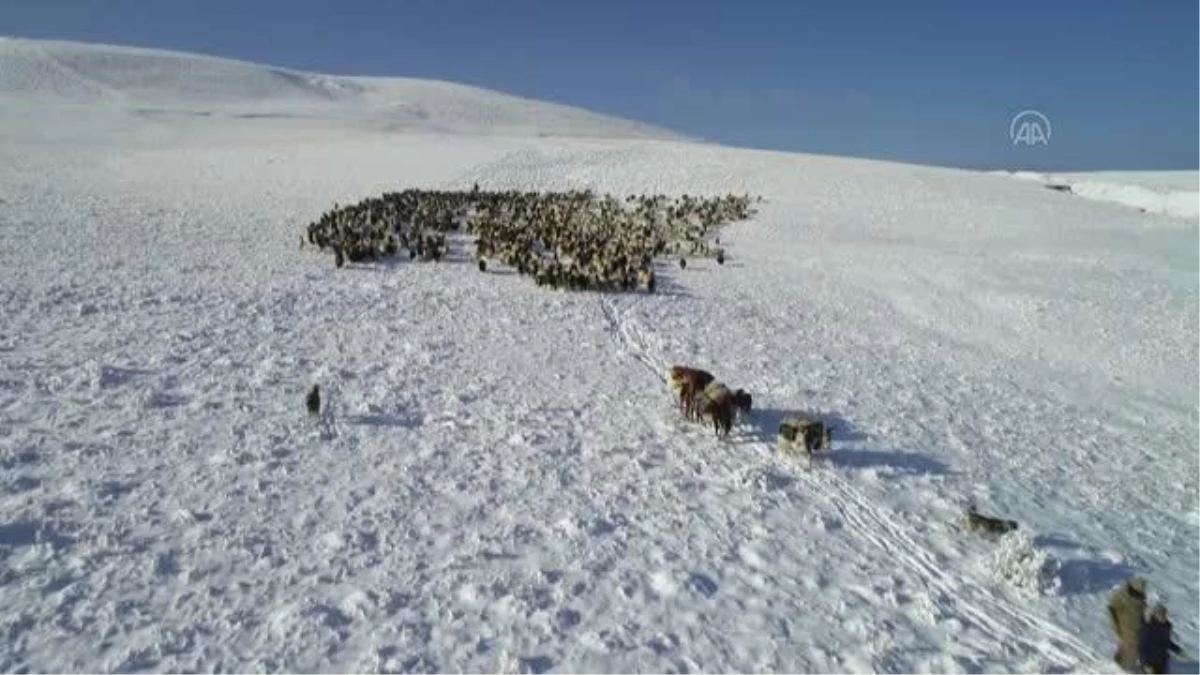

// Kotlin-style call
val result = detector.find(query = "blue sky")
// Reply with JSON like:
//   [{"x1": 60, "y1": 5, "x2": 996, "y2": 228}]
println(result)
[{"x1": 4, "y1": 0, "x2": 1197, "y2": 169}]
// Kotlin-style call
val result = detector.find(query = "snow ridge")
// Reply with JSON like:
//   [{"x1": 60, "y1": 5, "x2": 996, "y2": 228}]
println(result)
[
  {"x1": 996, "y1": 169, "x2": 1199, "y2": 220},
  {"x1": 0, "y1": 36, "x2": 688, "y2": 141}
]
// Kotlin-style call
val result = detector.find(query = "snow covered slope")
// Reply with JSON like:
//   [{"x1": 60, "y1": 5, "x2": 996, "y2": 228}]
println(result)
[
  {"x1": 1, "y1": 38, "x2": 1197, "y2": 674},
  {"x1": 997, "y1": 170, "x2": 1199, "y2": 220},
  {"x1": 0, "y1": 36, "x2": 688, "y2": 142}
]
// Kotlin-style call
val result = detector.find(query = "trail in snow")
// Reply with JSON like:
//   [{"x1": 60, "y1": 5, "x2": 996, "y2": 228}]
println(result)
[{"x1": 598, "y1": 293, "x2": 1105, "y2": 671}]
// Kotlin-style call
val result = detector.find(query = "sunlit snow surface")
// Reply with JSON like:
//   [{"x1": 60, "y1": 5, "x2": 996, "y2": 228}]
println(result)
[{"x1": 1, "y1": 36, "x2": 1196, "y2": 673}]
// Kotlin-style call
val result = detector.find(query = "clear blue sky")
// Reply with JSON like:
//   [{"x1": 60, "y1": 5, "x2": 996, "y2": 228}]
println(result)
[{"x1": 4, "y1": 0, "x2": 1197, "y2": 170}]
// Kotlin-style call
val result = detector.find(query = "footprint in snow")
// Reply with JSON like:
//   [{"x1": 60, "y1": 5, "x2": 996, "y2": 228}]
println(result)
[
  {"x1": 687, "y1": 572, "x2": 719, "y2": 598},
  {"x1": 10, "y1": 476, "x2": 41, "y2": 493},
  {"x1": 555, "y1": 608, "x2": 582, "y2": 630},
  {"x1": 96, "y1": 480, "x2": 137, "y2": 502},
  {"x1": 519, "y1": 656, "x2": 554, "y2": 674},
  {"x1": 1, "y1": 450, "x2": 41, "y2": 470}
]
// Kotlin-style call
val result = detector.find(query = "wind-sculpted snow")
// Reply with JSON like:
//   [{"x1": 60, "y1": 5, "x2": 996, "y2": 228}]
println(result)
[{"x1": 0, "y1": 36, "x2": 1197, "y2": 675}]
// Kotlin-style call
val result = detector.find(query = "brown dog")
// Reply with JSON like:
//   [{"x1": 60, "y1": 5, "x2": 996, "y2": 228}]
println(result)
[{"x1": 667, "y1": 365, "x2": 715, "y2": 420}]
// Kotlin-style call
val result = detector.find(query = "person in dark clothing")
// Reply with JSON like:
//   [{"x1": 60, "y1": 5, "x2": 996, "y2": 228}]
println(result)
[{"x1": 1139, "y1": 604, "x2": 1190, "y2": 674}]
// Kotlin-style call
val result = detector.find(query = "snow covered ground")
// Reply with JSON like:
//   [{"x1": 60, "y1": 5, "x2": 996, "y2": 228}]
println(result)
[
  {"x1": 997, "y1": 170, "x2": 1199, "y2": 220},
  {"x1": 1, "y1": 37, "x2": 1197, "y2": 674}
]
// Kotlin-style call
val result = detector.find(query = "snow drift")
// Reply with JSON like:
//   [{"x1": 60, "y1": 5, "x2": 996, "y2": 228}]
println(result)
[{"x1": 997, "y1": 169, "x2": 1199, "y2": 220}]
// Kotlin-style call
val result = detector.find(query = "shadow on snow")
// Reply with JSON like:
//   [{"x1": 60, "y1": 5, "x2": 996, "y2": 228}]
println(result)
[{"x1": 741, "y1": 406, "x2": 952, "y2": 478}]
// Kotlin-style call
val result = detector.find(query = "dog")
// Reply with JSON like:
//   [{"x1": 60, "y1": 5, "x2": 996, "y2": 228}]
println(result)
[
  {"x1": 963, "y1": 505, "x2": 1018, "y2": 536},
  {"x1": 667, "y1": 365, "x2": 715, "y2": 420},
  {"x1": 778, "y1": 415, "x2": 830, "y2": 455}
]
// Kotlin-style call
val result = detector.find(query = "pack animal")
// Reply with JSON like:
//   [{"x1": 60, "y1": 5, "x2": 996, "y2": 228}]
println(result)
[
  {"x1": 666, "y1": 365, "x2": 715, "y2": 420},
  {"x1": 730, "y1": 389, "x2": 752, "y2": 415},
  {"x1": 778, "y1": 415, "x2": 830, "y2": 455},
  {"x1": 693, "y1": 381, "x2": 736, "y2": 438}
]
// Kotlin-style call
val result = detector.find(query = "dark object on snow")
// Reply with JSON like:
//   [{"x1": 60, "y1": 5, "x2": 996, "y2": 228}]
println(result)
[
  {"x1": 732, "y1": 388, "x2": 752, "y2": 414},
  {"x1": 964, "y1": 505, "x2": 1018, "y2": 536},
  {"x1": 1109, "y1": 576, "x2": 1148, "y2": 673},
  {"x1": 301, "y1": 189, "x2": 762, "y2": 292},
  {"x1": 334, "y1": 248, "x2": 345, "y2": 268},
  {"x1": 306, "y1": 385, "x2": 321, "y2": 417},
  {"x1": 691, "y1": 381, "x2": 735, "y2": 438},
  {"x1": 1044, "y1": 183, "x2": 1073, "y2": 193},
  {"x1": 478, "y1": 259, "x2": 487, "y2": 272},
  {"x1": 778, "y1": 416, "x2": 830, "y2": 455},
  {"x1": 668, "y1": 365, "x2": 716, "y2": 422},
  {"x1": 1139, "y1": 604, "x2": 1186, "y2": 674},
  {"x1": 716, "y1": 249, "x2": 725, "y2": 265}
]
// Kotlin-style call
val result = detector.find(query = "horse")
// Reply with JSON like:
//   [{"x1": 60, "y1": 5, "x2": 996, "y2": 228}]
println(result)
[
  {"x1": 693, "y1": 381, "x2": 736, "y2": 438},
  {"x1": 666, "y1": 365, "x2": 715, "y2": 421}
]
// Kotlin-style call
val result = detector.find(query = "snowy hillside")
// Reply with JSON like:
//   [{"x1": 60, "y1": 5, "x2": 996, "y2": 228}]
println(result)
[
  {"x1": 1, "y1": 38, "x2": 1197, "y2": 674},
  {"x1": 0, "y1": 36, "x2": 688, "y2": 142},
  {"x1": 996, "y1": 169, "x2": 1200, "y2": 220}
]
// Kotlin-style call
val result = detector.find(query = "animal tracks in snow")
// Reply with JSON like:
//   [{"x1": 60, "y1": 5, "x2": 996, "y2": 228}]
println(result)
[
  {"x1": 4, "y1": 49, "x2": 1190, "y2": 671},
  {"x1": 782, "y1": 449, "x2": 1100, "y2": 669},
  {"x1": 598, "y1": 289, "x2": 1103, "y2": 671},
  {"x1": 598, "y1": 296, "x2": 666, "y2": 384}
]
